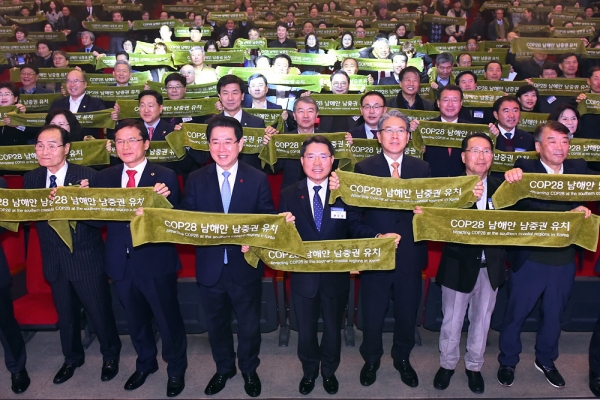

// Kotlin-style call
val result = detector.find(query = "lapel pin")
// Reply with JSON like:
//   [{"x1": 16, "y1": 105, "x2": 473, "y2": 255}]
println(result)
[
  {"x1": 151, "y1": 172, "x2": 155, "y2": 176},
  {"x1": 239, "y1": 179, "x2": 243, "y2": 183},
  {"x1": 301, "y1": 195, "x2": 304, "y2": 199}
]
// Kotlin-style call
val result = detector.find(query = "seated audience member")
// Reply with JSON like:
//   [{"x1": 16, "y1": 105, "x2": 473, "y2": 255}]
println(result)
[
  {"x1": 386, "y1": 66, "x2": 435, "y2": 110},
  {"x1": 45, "y1": 109, "x2": 84, "y2": 142}
]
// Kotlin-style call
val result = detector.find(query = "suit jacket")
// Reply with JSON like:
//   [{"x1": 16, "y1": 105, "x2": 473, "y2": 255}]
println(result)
[
  {"x1": 506, "y1": 52, "x2": 543, "y2": 80},
  {"x1": 96, "y1": 161, "x2": 181, "y2": 281},
  {"x1": 77, "y1": 45, "x2": 106, "y2": 54},
  {"x1": 142, "y1": 118, "x2": 173, "y2": 142},
  {"x1": 279, "y1": 180, "x2": 361, "y2": 298},
  {"x1": 180, "y1": 162, "x2": 275, "y2": 287},
  {"x1": 55, "y1": 15, "x2": 80, "y2": 45},
  {"x1": 50, "y1": 94, "x2": 106, "y2": 138},
  {"x1": 495, "y1": 127, "x2": 535, "y2": 152},
  {"x1": 349, "y1": 123, "x2": 377, "y2": 139},
  {"x1": 318, "y1": 116, "x2": 359, "y2": 133},
  {"x1": 350, "y1": 153, "x2": 430, "y2": 272},
  {"x1": 19, "y1": 85, "x2": 52, "y2": 95},
  {"x1": 241, "y1": 97, "x2": 282, "y2": 109},
  {"x1": 0, "y1": 177, "x2": 11, "y2": 288},
  {"x1": 436, "y1": 175, "x2": 507, "y2": 292},
  {"x1": 386, "y1": 93, "x2": 435, "y2": 110},
  {"x1": 220, "y1": 110, "x2": 265, "y2": 170},
  {"x1": 378, "y1": 74, "x2": 399, "y2": 86},
  {"x1": 23, "y1": 163, "x2": 106, "y2": 282},
  {"x1": 508, "y1": 158, "x2": 596, "y2": 271},
  {"x1": 423, "y1": 116, "x2": 470, "y2": 177}
]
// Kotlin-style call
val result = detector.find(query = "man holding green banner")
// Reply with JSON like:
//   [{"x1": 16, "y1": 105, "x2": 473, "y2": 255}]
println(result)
[{"x1": 497, "y1": 121, "x2": 596, "y2": 389}]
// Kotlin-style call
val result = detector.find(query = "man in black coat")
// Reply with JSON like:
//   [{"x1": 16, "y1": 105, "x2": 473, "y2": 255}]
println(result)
[
  {"x1": 349, "y1": 91, "x2": 388, "y2": 139},
  {"x1": 23, "y1": 125, "x2": 121, "y2": 385},
  {"x1": 0, "y1": 176, "x2": 30, "y2": 395},
  {"x1": 425, "y1": 133, "x2": 507, "y2": 394},
  {"x1": 18, "y1": 65, "x2": 52, "y2": 95},
  {"x1": 267, "y1": 22, "x2": 297, "y2": 48},
  {"x1": 492, "y1": 96, "x2": 535, "y2": 152},
  {"x1": 497, "y1": 121, "x2": 597, "y2": 389},
  {"x1": 318, "y1": 71, "x2": 360, "y2": 134},
  {"x1": 278, "y1": 135, "x2": 363, "y2": 395},
  {"x1": 385, "y1": 66, "x2": 435, "y2": 110}
]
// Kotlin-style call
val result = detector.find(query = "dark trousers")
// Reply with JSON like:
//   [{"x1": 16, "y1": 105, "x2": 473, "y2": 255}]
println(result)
[
  {"x1": 292, "y1": 287, "x2": 347, "y2": 379},
  {"x1": 359, "y1": 268, "x2": 422, "y2": 364},
  {"x1": 498, "y1": 260, "x2": 575, "y2": 367},
  {"x1": 198, "y1": 266, "x2": 262, "y2": 375},
  {"x1": 50, "y1": 270, "x2": 121, "y2": 365},
  {"x1": 589, "y1": 308, "x2": 600, "y2": 373},
  {"x1": 115, "y1": 273, "x2": 187, "y2": 377},
  {"x1": 0, "y1": 285, "x2": 26, "y2": 374}
]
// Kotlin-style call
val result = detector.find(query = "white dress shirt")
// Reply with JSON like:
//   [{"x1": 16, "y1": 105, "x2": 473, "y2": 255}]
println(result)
[
  {"x1": 121, "y1": 158, "x2": 148, "y2": 188},
  {"x1": 540, "y1": 159, "x2": 564, "y2": 175},
  {"x1": 383, "y1": 153, "x2": 403, "y2": 177},
  {"x1": 224, "y1": 109, "x2": 243, "y2": 123},
  {"x1": 216, "y1": 161, "x2": 239, "y2": 194},
  {"x1": 46, "y1": 162, "x2": 68, "y2": 188},
  {"x1": 307, "y1": 178, "x2": 328, "y2": 217},
  {"x1": 69, "y1": 95, "x2": 84, "y2": 114}
]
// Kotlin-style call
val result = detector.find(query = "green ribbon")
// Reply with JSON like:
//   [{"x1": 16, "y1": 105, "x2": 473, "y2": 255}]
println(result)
[
  {"x1": 413, "y1": 121, "x2": 496, "y2": 149},
  {"x1": 518, "y1": 111, "x2": 549, "y2": 132},
  {"x1": 492, "y1": 173, "x2": 600, "y2": 209},
  {"x1": 491, "y1": 150, "x2": 538, "y2": 173},
  {"x1": 0, "y1": 42, "x2": 37, "y2": 53},
  {"x1": 330, "y1": 170, "x2": 478, "y2": 210},
  {"x1": 82, "y1": 21, "x2": 130, "y2": 32},
  {"x1": 311, "y1": 94, "x2": 361, "y2": 116},
  {"x1": 208, "y1": 12, "x2": 248, "y2": 21},
  {"x1": 259, "y1": 133, "x2": 354, "y2": 171},
  {"x1": 234, "y1": 38, "x2": 267, "y2": 49},
  {"x1": 84, "y1": 85, "x2": 145, "y2": 101},
  {"x1": 19, "y1": 93, "x2": 64, "y2": 112},
  {"x1": 146, "y1": 79, "x2": 218, "y2": 98},
  {"x1": 27, "y1": 31, "x2": 67, "y2": 42},
  {"x1": 475, "y1": 79, "x2": 527, "y2": 94},
  {"x1": 5, "y1": 14, "x2": 47, "y2": 25},
  {"x1": 130, "y1": 208, "x2": 306, "y2": 261},
  {"x1": 245, "y1": 237, "x2": 397, "y2": 272},
  {"x1": 288, "y1": 52, "x2": 337, "y2": 66},
  {"x1": 414, "y1": 207, "x2": 600, "y2": 251},
  {"x1": 172, "y1": 50, "x2": 247, "y2": 66},
  {"x1": 531, "y1": 78, "x2": 589, "y2": 96},
  {"x1": 568, "y1": 138, "x2": 600, "y2": 162},
  {"x1": 88, "y1": 71, "x2": 151, "y2": 86},
  {"x1": 577, "y1": 93, "x2": 600, "y2": 115},
  {"x1": 510, "y1": 37, "x2": 587, "y2": 55},
  {"x1": 116, "y1": 99, "x2": 217, "y2": 119}
]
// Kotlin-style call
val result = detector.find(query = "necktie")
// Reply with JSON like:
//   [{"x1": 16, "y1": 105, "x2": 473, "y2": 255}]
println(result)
[
  {"x1": 221, "y1": 171, "x2": 231, "y2": 263},
  {"x1": 448, "y1": 147, "x2": 452, "y2": 156},
  {"x1": 49, "y1": 175, "x2": 57, "y2": 188},
  {"x1": 505, "y1": 132, "x2": 513, "y2": 139},
  {"x1": 126, "y1": 170, "x2": 136, "y2": 188},
  {"x1": 391, "y1": 162, "x2": 400, "y2": 178},
  {"x1": 88, "y1": 7, "x2": 92, "y2": 15},
  {"x1": 147, "y1": 126, "x2": 154, "y2": 140},
  {"x1": 85, "y1": 48, "x2": 90, "y2": 53},
  {"x1": 313, "y1": 186, "x2": 323, "y2": 231},
  {"x1": 370, "y1": 129, "x2": 378, "y2": 139}
]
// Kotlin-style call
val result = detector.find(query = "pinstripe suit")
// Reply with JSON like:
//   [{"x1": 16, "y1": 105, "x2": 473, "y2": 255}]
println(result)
[{"x1": 23, "y1": 163, "x2": 121, "y2": 366}]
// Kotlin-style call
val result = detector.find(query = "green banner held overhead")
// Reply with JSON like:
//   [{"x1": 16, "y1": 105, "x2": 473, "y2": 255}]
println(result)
[
  {"x1": 66, "y1": 52, "x2": 97, "y2": 66},
  {"x1": 0, "y1": 42, "x2": 37, "y2": 53},
  {"x1": 5, "y1": 14, "x2": 47, "y2": 25},
  {"x1": 462, "y1": 91, "x2": 505, "y2": 108},
  {"x1": 288, "y1": 52, "x2": 337, "y2": 66},
  {"x1": 568, "y1": 138, "x2": 600, "y2": 162},
  {"x1": 19, "y1": 93, "x2": 63, "y2": 112},
  {"x1": 84, "y1": 85, "x2": 145, "y2": 101},
  {"x1": 234, "y1": 38, "x2": 267, "y2": 49},
  {"x1": 311, "y1": 94, "x2": 361, "y2": 116},
  {"x1": 531, "y1": 78, "x2": 589, "y2": 96},
  {"x1": 27, "y1": 31, "x2": 67, "y2": 42},
  {"x1": 491, "y1": 150, "x2": 538, "y2": 172},
  {"x1": 208, "y1": 12, "x2": 248, "y2": 21},
  {"x1": 11, "y1": 68, "x2": 73, "y2": 83},
  {"x1": 412, "y1": 121, "x2": 496, "y2": 149},
  {"x1": 550, "y1": 26, "x2": 596, "y2": 38},
  {"x1": 87, "y1": 71, "x2": 151, "y2": 86},
  {"x1": 475, "y1": 79, "x2": 527, "y2": 94},
  {"x1": 116, "y1": 99, "x2": 218, "y2": 120},
  {"x1": 577, "y1": 93, "x2": 600, "y2": 115},
  {"x1": 510, "y1": 37, "x2": 587, "y2": 54},
  {"x1": 174, "y1": 26, "x2": 213, "y2": 38},
  {"x1": 103, "y1": 3, "x2": 142, "y2": 12},
  {"x1": 172, "y1": 50, "x2": 246, "y2": 66},
  {"x1": 517, "y1": 111, "x2": 549, "y2": 132},
  {"x1": 82, "y1": 21, "x2": 130, "y2": 32}
]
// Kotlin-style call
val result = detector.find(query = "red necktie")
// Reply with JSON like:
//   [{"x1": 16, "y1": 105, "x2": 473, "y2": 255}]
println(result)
[
  {"x1": 126, "y1": 170, "x2": 136, "y2": 188},
  {"x1": 148, "y1": 126, "x2": 154, "y2": 140}
]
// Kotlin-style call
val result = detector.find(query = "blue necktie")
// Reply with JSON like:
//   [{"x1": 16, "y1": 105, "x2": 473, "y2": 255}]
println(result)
[
  {"x1": 313, "y1": 186, "x2": 323, "y2": 231},
  {"x1": 221, "y1": 171, "x2": 231, "y2": 263},
  {"x1": 49, "y1": 175, "x2": 57, "y2": 188},
  {"x1": 505, "y1": 132, "x2": 512, "y2": 139}
]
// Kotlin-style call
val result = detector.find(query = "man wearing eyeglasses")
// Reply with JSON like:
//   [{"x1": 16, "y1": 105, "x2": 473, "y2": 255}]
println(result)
[
  {"x1": 18, "y1": 65, "x2": 52, "y2": 95},
  {"x1": 318, "y1": 70, "x2": 360, "y2": 134},
  {"x1": 241, "y1": 74, "x2": 282, "y2": 110},
  {"x1": 349, "y1": 91, "x2": 388, "y2": 139},
  {"x1": 415, "y1": 132, "x2": 506, "y2": 394},
  {"x1": 97, "y1": 119, "x2": 187, "y2": 397},
  {"x1": 50, "y1": 70, "x2": 106, "y2": 138},
  {"x1": 23, "y1": 125, "x2": 121, "y2": 386}
]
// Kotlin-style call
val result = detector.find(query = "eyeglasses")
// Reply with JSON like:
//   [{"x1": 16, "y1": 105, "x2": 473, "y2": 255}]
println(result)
[
  {"x1": 361, "y1": 104, "x2": 383, "y2": 111},
  {"x1": 379, "y1": 127, "x2": 407, "y2": 135},
  {"x1": 35, "y1": 143, "x2": 64, "y2": 151},
  {"x1": 20, "y1": 72, "x2": 36, "y2": 77},
  {"x1": 303, "y1": 154, "x2": 331, "y2": 161},
  {"x1": 65, "y1": 79, "x2": 84, "y2": 85},
  {"x1": 331, "y1": 82, "x2": 348, "y2": 88},
  {"x1": 0, "y1": 92, "x2": 15, "y2": 97},
  {"x1": 115, "y1": 138, "x2": 144, "y2": 146},
  {"x1": 166, "y1": 85, "x2": 184, "y2": 90},
  {"x1": 465, "y1": 148, "x2": 493, "y2": 156},
  {"x1": 209, "y1": 140, "x2": 239, "y2": 148}
]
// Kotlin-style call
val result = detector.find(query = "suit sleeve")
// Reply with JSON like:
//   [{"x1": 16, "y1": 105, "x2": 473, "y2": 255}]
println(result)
[
  {"x1": 91, "y1": 97, "x2": 106, "y2": 112},
  {"x1": 256, "y1": 174, "x2": 276, "y2": 214},
  {"x1": 164, "y1": 169, "x2": 180, "y2": 207},
  {"x1": 179, "y1": 173, "x2": 198, "y2": 211}
]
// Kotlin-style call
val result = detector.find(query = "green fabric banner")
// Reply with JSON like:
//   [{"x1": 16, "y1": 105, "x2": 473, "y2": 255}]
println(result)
[
  {"x1": 585, "y1": 48, "x2": 600, "y2": 59},
  {"x1": 215, "y1": 68, "x2": 323, "y2": 91},
  {"x1": 123, "y1": 53, "x2": 175, "y2": 68},
  {"x1": 329, "y1": 49, "x2": 361, "y2": 61},
  {"x1": 330, "y1": 170, "x2": 478, "y2": 210},
  {"x1": 116, "y1": 99, "x2": 217, "y2": 119},
  {"x1": 5, "y1": 14, "x2": 47, "y2": 25},
  {"x1": 288, "y1": 52, "x2": 337, "y2": 67},
  {"x1": 19, "y1": 93, "x2": 63, "y2": 112},
  {"x1": 491, "y1": 150, "x2": 538, "y2": 172},
  {"x1": 475, "y1": 79, "x2": 527, "y2": 94},
  {"x1": 245, "y1": 237, "x2": 397, "y2": 272},
  {"x1": 84, "y1": 85, "x2": 145, "y2": 101},
  {"x1": 448, "y1": 65, "x2": 511, "y2": 79},
  {"x1": 0, "y1": 106, "x2": 17, "y2": 126},
  {"x1": 27, "y1": 31, "x2": 67, "y2": 42},
  {"x1": 514, "y1": 25, "x2": 550, "y2": 35},
  {"x1": 550, "y1": 26, "x2": 596, "y2": 38},
  {"x1": 510, "y1": 37, "x2": 587, "y2": 55},
  {"x1": 130, "y1": 208, "x2": 306, "y2": 260},
  {"x1": 312, "y1": 94, "x2": 361, "y2": 116},
  {"x1": 518, "y1": 111, "x2": 549, "y2": 132},
  {"x1": 577, "y1": 93, "x2": 600, "y2": 115},
  {"x1": 172, "y1": 50, "x2": 246, "y2": 66},
  {"x1": 462, "y1": 90, "x2": 505, "y2": 108},
  {"x1": 447, "y1": 51, "x2": 506, "y2": 65},
  {"x1": 8, "y1": 108, "x2": 115, "y2": 128},
  {"x1": 568, "y1": 138, "x2": 600, "y2": 162},
  {"x1": 0, "y1": 42, "x2": 37, "y2": 53},
  {"x1": 146, "y1": 141, "x2": 181, "y2": 163},
  {"x1": 174, "y1": 26, "x2": 212, "y2": 37},
  {"x1": 82, "y1": 21, "x2": 130, "y2": 32},
  {"x1": 162, "y1": 5, "x2": 204, "y2": 13},
  {"x1": 259, "y1": 133, "x2": 354, "y2": 171},
  {"x1": 413, "y1": 207, "x2": 600, "y2": 252},
  {"x1": 574, "y1": 19, "x2": 600, "y2": 29},
  {"x1": 10, "y1": 68, "x2": 72, "y2": 83},
  {"x1": 103, "y1": 3, "x2": 142, "y2": 12},
  {"x1": 133, "y1": 41, "x2": 157, "y2": 54},
  {"x1": 88, "y1": 71, "x2": 151, "y2": 86},
  {"x1": 478, "y1": 1, "x2": 511, "y2": 11},
  {"x1": 412, "y1": 121, "x2": 496, "y2": 149},
  {"x1": 256, "y1": 48, "x2": 299, "y2": 58},
  {"x1": 209, "y1": 12, "x2": 248, "y2": 22},
  {"x1": 0, "y1": 4, "x2": 34, "y2": 13},
  {"x1": 146, "y1": 79, "x2": 218, "y2": 98},
  {"x1": 355, "y1": 58, "x2": 393, "y2": 72},
  {"x1": 0, "y1": 27, "x2": 14, "y2": 37},
  {"x1": 242, "y1": 109, "x2": 284, "y2": 132},
  {"x1": 395, "y1": 109, "x2": 441, "y2": 122},
  {"x1": 67, "y1": 52, "x2": 99, "y2": 66},
  {"x1": 164, "y1": 42, "x2": 202, "y2": 52},
  {"x1": 531, "y1": 78, "x2": 589, "y2": 96},
  {"x1": 234, "y1": 38, "x2": 267, "y2": 49},
  {"x1": 492, "y1": 173, "x2": 600, "y2": 209},
  {"x1": 424, "y1": 42, "x2": 468, "y2": 55}
]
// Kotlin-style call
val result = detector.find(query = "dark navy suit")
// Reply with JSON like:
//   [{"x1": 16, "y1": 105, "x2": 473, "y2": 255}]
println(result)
[
  {"x1": 97, "y1": 161, "x2": 187, "y2": 377},
  {"x1": 351, "y1": 153, "x2": 430, "y2": 364},
  {"x1": 494, "y1": 127, "x2": 535, "y2": 152},
  {"x1": 349, "y1": 123, "x2": 376, "y2": 139},
  {"x1": 220, "y1": 111, "x2": 266, "y2": 170},
  {"x1": 180, "y1": 161, "x2": 275, "y2": 375},
  {"x1": 23, "y1": 164, "x2": 121, "y2": 366},
  {"x1": 0, "y1": 177, "x2": 27, "y2": 375},
  {"x1": 279, "y1": 179, "x2": 360, "y2": 379},
  {"x1": 241, "y1": 97, "x2": 282, "y2": 109},
  {"x1": 50, "y1": 94, "x2": 106, "y2": 139},
  {"x1": 422, "y1": 117, "x2": 470, "y2": 177}
]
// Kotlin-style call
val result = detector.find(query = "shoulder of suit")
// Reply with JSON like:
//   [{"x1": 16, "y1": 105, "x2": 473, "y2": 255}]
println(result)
[
  {"x1": 68, "y1": 163, "x2": 97, "y2": 176},
  {"x1": 404, "y1": 154, "x2": 429, "y2": 169}
]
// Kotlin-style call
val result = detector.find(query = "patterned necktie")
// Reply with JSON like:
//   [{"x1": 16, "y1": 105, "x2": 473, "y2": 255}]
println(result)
[
  {"x1": 126, "y1": 170, "x2": 136, "y2": 188},
  {"x1": 313, "y1": 186, "x2": 323, "y2": 231},
  {"x1": 221, "y1": 171, "x2": 231, "y2": 263},
  {"x1": 49, "y1": 175, "x2": 57, "y2": 188},
  {"x1": 147, "y1": 126, "x2": 154, "y2": 140},
  {"x1": 391, "y1": 162, "x2": 400, "y2": 178}
]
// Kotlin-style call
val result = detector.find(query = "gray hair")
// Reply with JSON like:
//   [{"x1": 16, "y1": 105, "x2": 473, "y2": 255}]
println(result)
[
  {"x1": 373, "y1": 37, "x2": 390, "y2": 47},
  {"x1": 293, "y1": 96, "x2": 319, "y2": 113},
  {"x1": 189, "y1": 46, "x2": 204, "y2": 55},
  {"x1": 377, "y1": 109, "x2": 410, "y2": 131},
  {"x1": 113, "y1": 59, "x2": 131, "y2": 72},
  {"x1": 80, "y1": 30, "x2": 95, "y2": 42},
  {"x1": 436, "y1": 52, "x2": 454, "y2": 66}
]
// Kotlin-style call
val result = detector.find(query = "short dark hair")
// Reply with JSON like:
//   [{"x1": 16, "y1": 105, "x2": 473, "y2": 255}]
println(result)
[
  {"x1": 456, "y1": 53, "x2": 472, "y2": 64},
  {"x1": 589, "y1": 65, "x2": 600, "y2": 76},
  {"x1": 398, "y1": 66, "x2": 420, "y2": 82},
  {"x1": 217, "y1": 74, "x2": 245, "y2": 94},
  {"x1": 19, "y1": 64, "x2": 39, "y2": 75},
  {"x1": 36, "y1": 124, "x2": 71, "y2": 145},
  {"x1": 14, "y1": 27, "x2": 27, "y2": 37},
  {"x1": 534, "y1": 120, "x2": 570, "y2": 142},
  {"x1": 273, "y1": 53, "x2": 292, "y2": 68},
  {"x1": 557, "y1": 52, "x2": 578, "y2": 64},
  {"x1": 115, "y1": 119, "x2": 149, "y2": 142},
  {"x1": 541, "y1": 60, "x2": 559, "y2": 74},
  {"x1": 515, "y1": 84, "x2": 539, "y2": 99},
  {"x1": 547, "y1": 103, "x2": 580, "y2": 126},
  {"x1": 0, "y1": 82, "x2": 18, "y2": 98},
  {"x1": 438, "y1": 84, "x2": 463, "y2": 100},
  {"x1": 36, "y1": 40, "x2": 52, "y2": 50},
  {"x1": 330, "y1": 69, "x2": 349, "y2": 83},
  {"x1": 461, "y1": 132, "x2": 494, "y2": 152},
  {"x1": 275, "y1": 21, "x2": 288, "y2": 31},
  {"x1": 360, "y1": 90, "x2": 386, "y2": 106},
  {"x1": 138, "y1": 89, "x2": 163, "y2": 105},
  {"x1": 300, "y1": 135, "x2": 335, "y2": 157},
  {"x1": 455, "y1": 70, "x2": 478, "y2": 84},
  {"x1": 165, "y1": 73, "x2": 187, "y2": 87},
  {"x1": 115, "y1": 50, "x2": 129, "y2": 60},
  {"x1": 45, "y1": 109, "x2": 82, "y2": 141},
  {"x1": 206, "y1": 115, "x2": 243, "y2": 141},
  {"x1": 492, "y1": 95, "x2": 520, "y2": 114},
  {"x1": 248, "y1": 73, "x2": 267, "y2": 86},
  {"x1": 484, "y1": 60, "x2": 502, "y2": 72}
]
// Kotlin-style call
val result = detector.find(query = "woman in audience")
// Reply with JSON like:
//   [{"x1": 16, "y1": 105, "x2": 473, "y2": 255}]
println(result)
[
  {"x1": 218, "y1": 32, "x2": 233, "y2": 49},
  {"x1": 340, "y1": 32, "x2": 355, "y2": 50},
  {"x1": 548, "y1": 103, "x2": 580, "y2": 136},
  {"x1": 395, "y1": 22, "x2": 415, "y2": 39},
  {"x1": 0, "y1": 83, "x2": 34, "y2": 146},
  {"x1": 516, "y1": 84, "x2": 541, "y2": 113},
  {"x1": 45, "y1": 0, "x2": 62, "y2": 26},
  {"x1": 299, "y1": 33, "x2": 325, "y2": 74},
  {"x1": 45, "y1": 109, "x2": 83, "y2": 142}
]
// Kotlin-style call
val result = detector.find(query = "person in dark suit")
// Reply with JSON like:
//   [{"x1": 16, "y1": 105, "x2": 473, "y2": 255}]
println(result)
[
  {"x1": 331, "y1": 109, "x2": 426, "y2": 388},
  {"x1": 241, "y1": 73, "x2": 283, "y2": 110},
  {"x1": 386, "y1": 66, "x2": 435, "y2": 110},
  {"x1": 349, "y1": 91, "x2": 388, "y2": 139},
  {"x1": 0, "y1": 82, "x2": 37, "y2": 146},
  {"x1": 180, "y1": 115, "x2": 294, "y2": 398},
  {"x1": 574, "y1": 66, "x2": 600, "y2": 140},
  {"x1": 0, "y1": 178, "x2": 30, "y2": 395},
  {"x1": 424, "y1": 132, "x2": 507, "y2": 394},
  {"x1": 24, "y1": 125, "x2": 121, "y2": 385},
  {"x1": 377, "y1": 52, "x2": 407, "y2": 86},
  {"x1": 18, "y1": 65, "x2": 52, "y2": 95},
  {"x1": 506, "y1": 51, "x2": 547, "y2": 80},
  {"x1": 497, "y1": 121, "x2": 597, "y2": 389},
  {"x1": 492, "y1": 96, "x2": 535, "y2": 152},
  {"x1": 77, "y1": 31, "x2": 106, "y2": 54},
  {"x1": 55, "y1": 6, "x2": 80, "y2": 46},
  {"x1": 78, "y1": 0, "x2": 106, "y2": 23},
  {"x1": 49, "y1": 70, "x2": 106, "y2": 139},
  {"x1": 217, "y1": 19, "x2": 241, "y2": 43},
  {"x1": 319, "y1": 71, "x2": 361, "y2": 134},
  {"x1": 97, "y1": 119, "x2": 187, "y2": 397},
  {"x1": 267, "y1": 22, "x2": 298, "y2": 48},
  {"x1": 589, "y1": 258, "x2": 600, "y2": 397},
  {"x1": 279, "y1": 135, "x2": 363, "y2": 395}
]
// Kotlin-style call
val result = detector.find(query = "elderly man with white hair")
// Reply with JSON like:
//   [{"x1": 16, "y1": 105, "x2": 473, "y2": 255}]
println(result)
[{"x1": 189, "y1": 46, "x2": 218, "y2": 85}]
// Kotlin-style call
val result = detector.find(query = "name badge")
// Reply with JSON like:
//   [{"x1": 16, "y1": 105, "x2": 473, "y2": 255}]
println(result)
[
  {"x1": 473, "y1": 110, "x2": 484, "y2": 119},
  {"x1": 182, "y1": 117, "x2": 193, "y2": 122},
  {"x1": 331, "y1": 207, "x2": 346, "y2": 219},
  {"x1": 488, "y1": 198, "x2": 495, "y2": 210},
  {"x1": 547, "y1": 95, "x2": 556, "y2": 104},
  {"x1": 515, "y1": 147, "x2": 526, "y2": 152}
]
